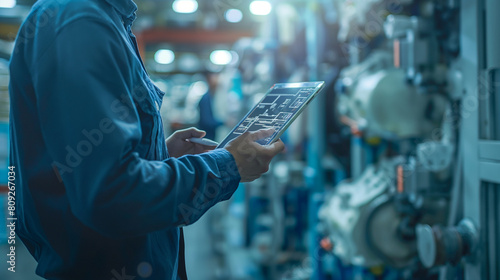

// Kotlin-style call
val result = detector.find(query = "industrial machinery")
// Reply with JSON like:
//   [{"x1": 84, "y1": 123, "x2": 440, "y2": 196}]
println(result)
[
  {"x1": 214, "y1": 0, "x2": 498, "y2": 279},
  {"x1": 2, "y1": 0, "x2": 497, "y2": 280},
  {"x1": 314, "y1": 0, "x2": 495, "y2": 279}
]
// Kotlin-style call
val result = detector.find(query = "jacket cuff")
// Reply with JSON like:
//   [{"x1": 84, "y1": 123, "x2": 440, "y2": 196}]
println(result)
[{"x1": 209, "y1": 148, "x2": 241, "y2": 200}]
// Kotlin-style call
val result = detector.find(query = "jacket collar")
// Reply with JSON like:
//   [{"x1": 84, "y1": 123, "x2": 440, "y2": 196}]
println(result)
[{"x1": 105, "y1": 0, "x2": 137, "y2": 23}]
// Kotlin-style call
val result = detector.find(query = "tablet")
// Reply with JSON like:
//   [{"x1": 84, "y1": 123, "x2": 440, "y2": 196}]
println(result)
[{"x1": 217, "y1": 81, "x2": 325, "y2": 148}]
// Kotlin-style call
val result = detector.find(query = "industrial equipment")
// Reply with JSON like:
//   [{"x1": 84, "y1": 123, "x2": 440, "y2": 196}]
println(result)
[{"x1": 315, "y1": 0, "x2": 490, "y2": 279}]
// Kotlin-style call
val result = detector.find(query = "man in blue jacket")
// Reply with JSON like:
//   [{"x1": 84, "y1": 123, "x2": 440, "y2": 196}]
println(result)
[
  {"x1": 8, "y1": 0, "x2": 284, "y2": 279},
  {"x1": 198, "y1": 71, "x2": 223, "y2": 140}
]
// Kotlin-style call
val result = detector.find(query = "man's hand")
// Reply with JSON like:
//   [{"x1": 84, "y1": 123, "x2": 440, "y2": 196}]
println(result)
[
  {"x1": 166, "y1": 127, "x2": 214, "y2": 158},
  {"x1": 225, "y1": 129, "x2": 285, "y2": 182}
]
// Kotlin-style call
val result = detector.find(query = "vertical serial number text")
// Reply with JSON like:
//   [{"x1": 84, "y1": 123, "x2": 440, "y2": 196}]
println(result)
[{"x1": 7, "y1": 166, "x2": 16, "y2": 272}]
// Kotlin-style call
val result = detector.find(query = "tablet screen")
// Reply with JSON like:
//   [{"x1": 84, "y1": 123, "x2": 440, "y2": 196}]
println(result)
[{"x1": 217, "y1": 81, "x2": 324, "y2": 148}]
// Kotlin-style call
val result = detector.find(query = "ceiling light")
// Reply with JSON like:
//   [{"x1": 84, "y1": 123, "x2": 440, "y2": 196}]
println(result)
[
  {"x1": 154, "y1": 49, "x2": 175, "y2": 65},
  {"x1": 225, "y1": 9, "x2": 243, "y2": 23},
  {"x1": 178, "y1": 53, "x2": 201, "y2": 72},
  {"x1": 249, "y1": 1, "x2": 272, "y2": 16},
  {"x1": 0, "y1": 0, "x2": 16, "y2": 8},
  {"x1": 172, "y1": 0, "x2": 198, "y2": 14},
  {"x1": 210, "y1": 50, "x2": 232, "y2": 66}
]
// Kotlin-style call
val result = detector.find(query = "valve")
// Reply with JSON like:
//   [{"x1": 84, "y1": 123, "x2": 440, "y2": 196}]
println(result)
[{"x1": 416, "y1": 218, "x2": 478, "y2": 268}]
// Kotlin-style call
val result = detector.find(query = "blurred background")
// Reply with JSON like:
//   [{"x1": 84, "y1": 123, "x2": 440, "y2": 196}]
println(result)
[{"x1": 1, "y1": 0, "x2": 499, "y2": 279}]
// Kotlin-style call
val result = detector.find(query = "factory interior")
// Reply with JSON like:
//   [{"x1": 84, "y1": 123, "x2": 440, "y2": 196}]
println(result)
[{"x1": 0, "y1": 0, "x2": 499, "y2": 279}]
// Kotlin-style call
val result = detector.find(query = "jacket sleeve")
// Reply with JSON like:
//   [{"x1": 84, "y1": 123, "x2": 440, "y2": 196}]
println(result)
[{"x1": 32, "y1": 17, "x2": 241, "y2": 238}]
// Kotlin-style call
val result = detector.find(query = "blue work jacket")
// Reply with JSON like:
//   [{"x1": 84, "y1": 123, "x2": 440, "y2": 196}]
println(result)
[{"x1": 8, "y1": 0, "x2": 241, "y2": 279}]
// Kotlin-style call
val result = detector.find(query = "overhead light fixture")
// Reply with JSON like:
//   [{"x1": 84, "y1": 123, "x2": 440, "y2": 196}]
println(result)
[
  {"x1": 225, "y1": 9, "x2": 243, "y2": 23},
  {"x1": 154, "y1": 49, "x2": 175, "y2": 65},
  {"x1": 172, "y1": 0, "x2": 198, "y2": 14},
  {"x1": 249, "y1": 0, "x2": 272, "y2": 16},
  {"x1": 0, "y1": 0, "x2": 16, "y2": 8},
  {"x1": 178, "y1": 53, "x2": 201, "y2": 72},
  {"x1": 210, "y1": 50, "x2": 232, "y2": 66}
]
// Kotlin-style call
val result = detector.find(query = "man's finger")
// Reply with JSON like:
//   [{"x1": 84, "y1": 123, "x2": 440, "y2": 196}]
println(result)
[
  {"x1": 264, "y1": 139, "x2": 285, "y2": 155},
  {"x1": 187, "y1": 127, "x2": 206, "y2": 138},
  {"x1": 177, "y1": 127, "x2": 206, "y2": 139}
]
